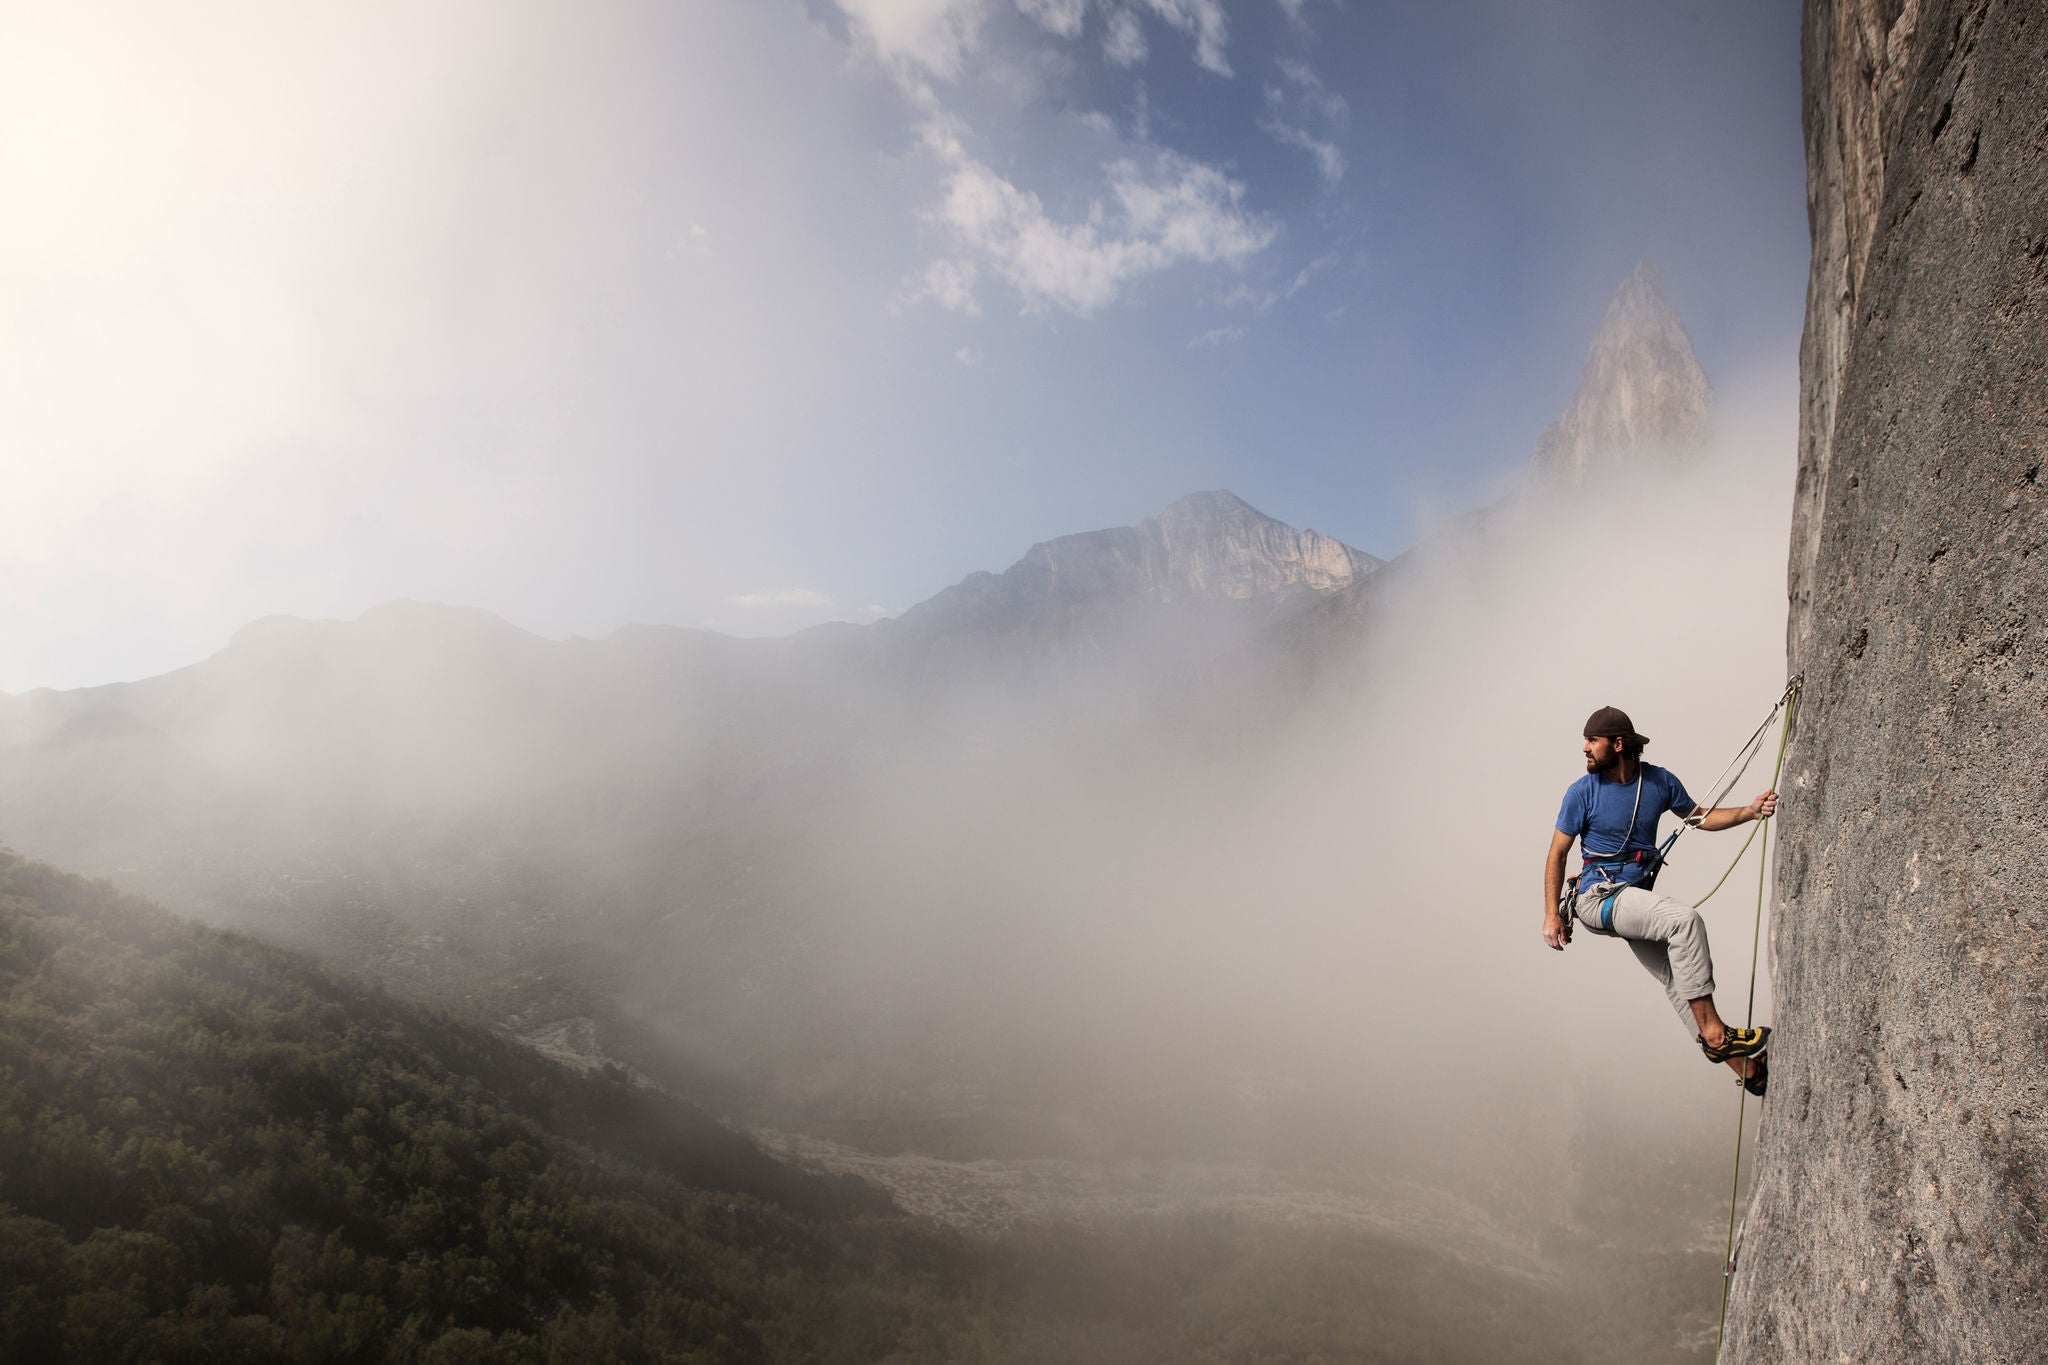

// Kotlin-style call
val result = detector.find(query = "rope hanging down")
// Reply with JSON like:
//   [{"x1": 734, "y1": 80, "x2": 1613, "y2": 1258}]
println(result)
[{"x1": 1713, "y1": 675, "x2": 1802, "y2": 1356}]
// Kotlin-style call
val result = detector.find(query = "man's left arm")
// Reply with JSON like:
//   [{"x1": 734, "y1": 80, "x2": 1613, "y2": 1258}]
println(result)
[{"x1": 1690, "y1": 789, "x2": 1779, "y2": 831}]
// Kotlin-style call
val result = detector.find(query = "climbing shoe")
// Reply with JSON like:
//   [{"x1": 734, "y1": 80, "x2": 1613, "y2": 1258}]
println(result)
[
  {"x1": 1698, "y1": 1025, "x2": 1771, "y2": 1064},
  {"x1": 1742, "y1": 1053, "x2": 1768, "y2": 1098}
]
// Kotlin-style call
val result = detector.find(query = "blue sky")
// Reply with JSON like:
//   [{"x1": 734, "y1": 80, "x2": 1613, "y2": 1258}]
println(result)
[{"x1": 1, "y1": 0, "x2": 1805, "y2": 691}]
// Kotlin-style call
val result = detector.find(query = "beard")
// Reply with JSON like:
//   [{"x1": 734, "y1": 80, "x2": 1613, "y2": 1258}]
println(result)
[{"x1": 1586, "y1": 746, "x2": 1625, "y2": 775}]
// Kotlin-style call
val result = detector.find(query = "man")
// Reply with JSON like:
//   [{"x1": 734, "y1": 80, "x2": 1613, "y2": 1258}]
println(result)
[{"x1": 1543, "y1": 706, "x2": 1778, "y2": 1095}]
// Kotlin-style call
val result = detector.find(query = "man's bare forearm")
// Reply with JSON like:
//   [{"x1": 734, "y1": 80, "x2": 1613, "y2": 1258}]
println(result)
[
  {"x1": 1541, "y1": 839, "x2": 1573, "y2": 950},
  {"x1": 1695, "y1": 791, "x2": 1777, "y2": 832},
  {"x1": 1695, "y1": 807, "x2": 1751, "y2": 831},
  {"x1": 1543, "y1": 851, "x2": 1567, "y2": 920}
]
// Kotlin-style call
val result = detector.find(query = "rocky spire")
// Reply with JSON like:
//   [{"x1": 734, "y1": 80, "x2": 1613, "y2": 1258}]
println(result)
[{"x1": 1529, "y1": 261, "x2": 1712, "y2": 483}]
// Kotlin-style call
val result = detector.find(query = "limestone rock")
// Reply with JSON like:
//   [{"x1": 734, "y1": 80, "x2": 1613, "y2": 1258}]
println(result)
[
  {"x1": 1723, "y1": 2, "x2": 2048, "y2": 1360},
  {"x1": 1529, "y1": 260, "x2": 1712, "y2": 484}
]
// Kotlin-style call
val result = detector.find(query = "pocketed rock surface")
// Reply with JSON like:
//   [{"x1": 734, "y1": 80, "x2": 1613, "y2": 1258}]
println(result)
[{"x1": 1723, "y1": 1, "x2": 2048, "y2": 1360}]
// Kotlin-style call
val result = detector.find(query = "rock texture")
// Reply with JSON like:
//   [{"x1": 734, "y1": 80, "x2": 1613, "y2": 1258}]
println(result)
[
  {"x1": 1723, "y1": 3, "x2": 2048, "y2": 1360},
  {"x1": 1528, "y1": 261, "x2": 1712, "y2": 483}
]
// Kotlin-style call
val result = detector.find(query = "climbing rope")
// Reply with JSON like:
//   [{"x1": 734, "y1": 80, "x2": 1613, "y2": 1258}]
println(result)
[
  {"x1": 1714, "y1": 677, "x2": 1802, "y2": 1356},
  {"x1": 1601, "y1": 676, "x2": 1803, "y2": 902}
]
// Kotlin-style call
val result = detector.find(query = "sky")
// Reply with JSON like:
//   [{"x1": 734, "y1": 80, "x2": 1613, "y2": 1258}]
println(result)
[{"x1": 0, "y1": 0, "x2": 1808, "y2": 693}]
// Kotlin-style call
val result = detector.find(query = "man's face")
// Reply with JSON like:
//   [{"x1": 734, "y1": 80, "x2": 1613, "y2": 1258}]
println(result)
[{"x1": 1583, "y1": 733, "x2": 1625, "y2": 775}]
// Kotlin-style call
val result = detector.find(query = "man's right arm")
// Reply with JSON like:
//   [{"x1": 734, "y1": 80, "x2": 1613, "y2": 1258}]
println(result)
[{"x1": 1543, "y1": 829, "x2": 1575, "y2": 951}]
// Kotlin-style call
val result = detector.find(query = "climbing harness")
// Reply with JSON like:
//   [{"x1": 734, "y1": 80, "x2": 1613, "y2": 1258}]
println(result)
[
  {"x1": 1713, "y1": 674, "x2": 1803, "y2": 1357},
  {"x1": 1558, "y1": 675, "x2": 1803, "y2": 931},
  {"x1": 1575, "y1": 768, "x2": 1648, "y2": 932}
]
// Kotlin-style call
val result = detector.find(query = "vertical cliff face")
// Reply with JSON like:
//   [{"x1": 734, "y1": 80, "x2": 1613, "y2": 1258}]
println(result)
[{"x1": 1725, "y1": 2, "x2": 2048, "y2": 1360}]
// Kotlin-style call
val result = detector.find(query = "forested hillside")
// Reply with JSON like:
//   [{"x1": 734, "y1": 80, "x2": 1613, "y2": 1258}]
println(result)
[
  {"x1": 0, "y1": 851, "x2": 1609, "y2": 1364},
  {"x1": 0, "y1": 851, "x2": 972, "y2": 1362}
]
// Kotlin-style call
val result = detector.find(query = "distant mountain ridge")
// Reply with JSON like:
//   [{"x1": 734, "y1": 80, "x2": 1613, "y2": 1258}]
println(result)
[{"x1": 898, "y1": 491, "x2": 1381, "y2": 634}]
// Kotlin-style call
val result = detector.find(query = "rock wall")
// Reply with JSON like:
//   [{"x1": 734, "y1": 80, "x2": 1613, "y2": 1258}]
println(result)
[{"x1": 1724, "y1": 1, "x2": 2048, "y2": 1359}]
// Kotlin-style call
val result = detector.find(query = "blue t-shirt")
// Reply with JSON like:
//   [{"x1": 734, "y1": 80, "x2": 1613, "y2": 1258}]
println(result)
[{"x1": 1555, "y1": 763, "x2": 1697, "y2": 891}]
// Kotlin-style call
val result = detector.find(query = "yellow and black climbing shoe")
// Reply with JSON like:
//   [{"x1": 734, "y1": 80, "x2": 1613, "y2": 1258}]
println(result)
[
  {"x1": 1698, "y1": 1025, "x2": 1771, "y2": 1063},
  {"x1": 1742, "y1": 1053, "x2": 1768, "y2": 1098}
]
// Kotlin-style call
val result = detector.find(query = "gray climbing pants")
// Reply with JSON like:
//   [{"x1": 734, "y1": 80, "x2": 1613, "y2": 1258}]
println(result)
[{"x1": 1573, "y1": 885, "x2": 1716, "y2": 1037}]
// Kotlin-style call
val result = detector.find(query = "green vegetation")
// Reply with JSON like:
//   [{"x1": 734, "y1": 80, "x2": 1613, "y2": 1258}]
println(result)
[
  {"x1": 0, "y1": 851, "x2": 1709, "y2": 1361},
  {"x1": 0, "y1": 852, "x2": 961, "y2": 1362}
]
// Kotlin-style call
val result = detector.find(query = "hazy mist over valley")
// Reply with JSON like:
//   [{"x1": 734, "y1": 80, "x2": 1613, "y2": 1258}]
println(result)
[
  {"x1": 0, "y1": 2, "x2": 1832, "y2": 1360},
  {"x1": 1, "y1": 272, "x2": 1800, "y2": 1358}
]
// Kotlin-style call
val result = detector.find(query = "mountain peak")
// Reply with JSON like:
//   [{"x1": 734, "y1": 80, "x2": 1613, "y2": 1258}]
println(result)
[
  {"x1": 1158, "y1": 489, "x2": 1259, "y2": 520},
  {"x1": 1529, "y1": 260, "x2": 1712, "y2": 483},
  {"x1": 898, "y1": 493, "x2": 1382, "y2": 631}
]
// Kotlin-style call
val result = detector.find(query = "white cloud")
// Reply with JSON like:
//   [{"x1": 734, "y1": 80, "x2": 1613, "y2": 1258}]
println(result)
[
  {"x1": 1187, "y1": 325, "x2": 1246, "y2": 348},
  {"x1": 857, "y1": 603, "x2": 893, "y2": 618},
  {"x1": 730, "y1": 588, "x2": 839, "y2": 609},
  {"x1": 1109, "y1": 155, "x2": 1272, "y2": 259},
  {"x1": 1103, "y1": 8, "x2": 1147, "y2": 65},
  {"x1": 1133, "y1": 0, "x2": 1230, "y2": 76},
  {"x1": 835, "y1": 0, "x2": 990, "y2": 81},
  {"x1": 1273, "y1": 0, "x2": 1334, "y2": 28},
  {"x1": 1016, "y1": 0, "x2": 1087, "y2": 39},
  {"x1": 925, "y1": 130, "x2": 1277, "y2": 315},
  {"x1": 1276, "y1": 58, "x2": 1349, "y2": 125},
  {"x1": 1224, "y1": 250, "x2": 1335, "y2": 313},
  {"x1": 955, "y1": 345, "x2": 984, "y2": 364},
  {"x1": 1261, "y1": 58, "x2": 1348, "y2": 184},
  {"x1": 1261, "y1": 119, "x2": 1344, "y2": 184},
  {"x1": 922, "y1": 257, "x2": 982, "y2": 313},
  {"x1": 836, "y1": 0, "x2": 1232, "y2": 79},
  {"x1": 832, "y1": 1, "x2": 1264, "y2": 323},
  {"x1": 836, "y1": 0, "x2": 1234, "y2": 84}
]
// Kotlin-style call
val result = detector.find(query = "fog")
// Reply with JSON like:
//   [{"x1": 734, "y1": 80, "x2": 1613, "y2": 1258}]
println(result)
[
  {"x1": 0, "y1": 359, "x2": 1800, "y2": 1353},
  {"x1": 0, "y1": 370, "x2": 1797, "y2": 1201},
  {"x1": 579, "y1": 372, "x2": 1802, "y2": 1211}
]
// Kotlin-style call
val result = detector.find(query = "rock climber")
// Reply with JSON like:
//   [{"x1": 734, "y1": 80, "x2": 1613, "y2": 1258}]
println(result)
[{"x1": 1543, "y1": 706, "x2": 1776, "y2": 1096}]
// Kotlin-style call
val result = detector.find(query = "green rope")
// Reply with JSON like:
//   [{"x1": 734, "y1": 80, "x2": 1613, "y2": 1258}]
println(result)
[
  {"x1": 1715, "y1": 682, "x2": 1800, "y2": 1357},
  {"x1": 1691, "y1": 819, "x2": 1762, "y2": 907}
]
